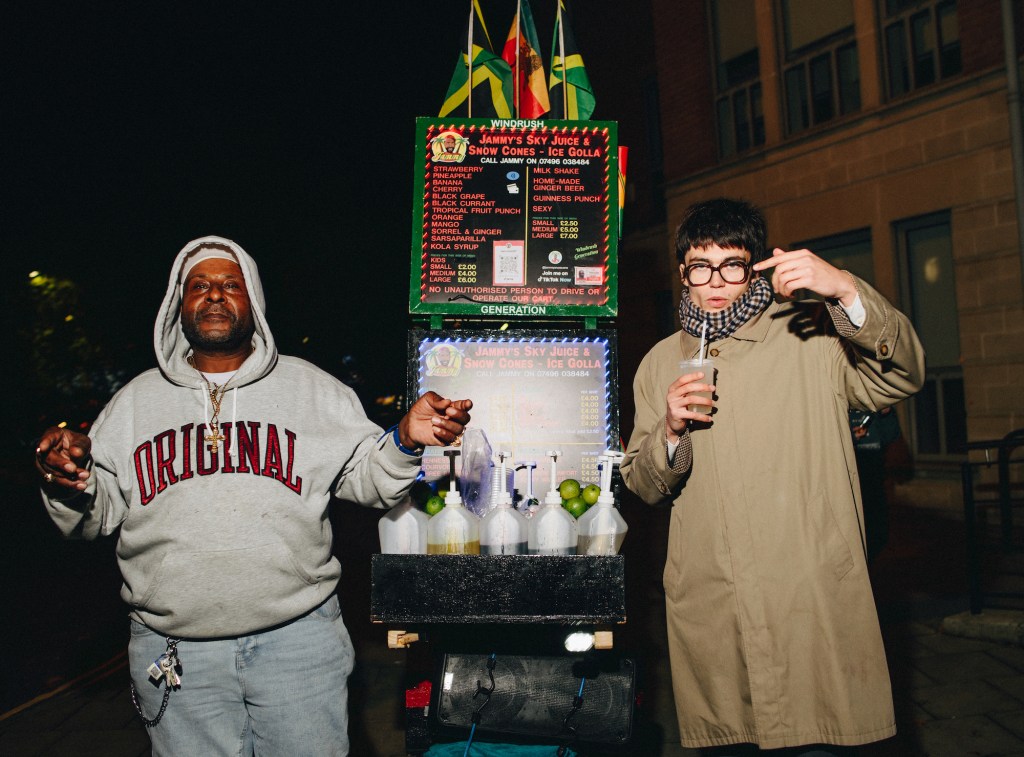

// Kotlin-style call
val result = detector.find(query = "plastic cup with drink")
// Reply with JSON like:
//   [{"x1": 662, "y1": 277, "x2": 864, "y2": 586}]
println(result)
[
  {"x1": 678, "y1": 357, "x2": 715, "y2": 413},
  {"x1": 681, "y1": 321, "x2": 714, "y2": 414}
]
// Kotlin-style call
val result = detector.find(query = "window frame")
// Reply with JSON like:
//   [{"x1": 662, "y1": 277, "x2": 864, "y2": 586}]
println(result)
[
  {"x1": 880, "y1": 0, "x2": 962, "y2": 100},
  {"x1": 708, "y1": 0, "x2": 765, "y2": 159},
  {"x1": 777, "y1": 2, "x2": 861, "y2": 135},
  {"x1": 893, "y1": 210, "x2": 966, "y2": 464}
]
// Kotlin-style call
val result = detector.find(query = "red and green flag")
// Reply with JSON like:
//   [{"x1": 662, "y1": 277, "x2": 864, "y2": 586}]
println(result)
[
  {"x1": 502, "y1": 0, "x2": 550, "y2": 119},
  {"x1": 549, "y1": 0, "x2": 595, "y2": 120},
  {"x1": 440, "y1": 0, "x2": 513, "y2": 119}
]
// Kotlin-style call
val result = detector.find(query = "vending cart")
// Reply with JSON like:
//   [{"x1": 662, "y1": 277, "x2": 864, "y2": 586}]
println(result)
[{"x1": 370, "y1": 118, "x2": 634, "y2": 754}]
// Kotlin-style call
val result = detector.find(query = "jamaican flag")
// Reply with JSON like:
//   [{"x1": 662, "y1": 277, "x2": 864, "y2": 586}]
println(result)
[
  {"x1": 549, "y1": 0, "x2": 595, "y2": 120},
  {"x1": 439, "y1": 0, "x2": 513, "y2": 119}
]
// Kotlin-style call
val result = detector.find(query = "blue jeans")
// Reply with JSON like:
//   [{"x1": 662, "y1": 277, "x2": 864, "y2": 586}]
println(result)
[{"x1": 129, "y1": 594, "x2": 355, "y2": 756}]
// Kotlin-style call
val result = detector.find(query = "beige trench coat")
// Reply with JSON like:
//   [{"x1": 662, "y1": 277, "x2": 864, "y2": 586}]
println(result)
[{"x1": 621, "y1": 278, "x2": 925, "y2": 749}]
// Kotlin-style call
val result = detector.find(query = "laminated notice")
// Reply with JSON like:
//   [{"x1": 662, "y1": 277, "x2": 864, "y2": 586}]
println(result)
[
  {"x1": 493, "y1": 241, "x2": 526, "y2": 286},
  {"x1": 574, "y1": 266, "x2": 603, "y2": 286}
]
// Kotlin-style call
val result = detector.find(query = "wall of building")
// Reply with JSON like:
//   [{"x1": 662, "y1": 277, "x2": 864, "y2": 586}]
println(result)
[{"x1": 617, "y1": 0, "x2": 1024, "y2": 513}]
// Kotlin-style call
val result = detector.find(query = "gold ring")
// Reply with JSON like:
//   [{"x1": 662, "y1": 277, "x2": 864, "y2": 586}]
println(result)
[{"x1": 44, "y1": 472, "x2": 54, "y2": 484}]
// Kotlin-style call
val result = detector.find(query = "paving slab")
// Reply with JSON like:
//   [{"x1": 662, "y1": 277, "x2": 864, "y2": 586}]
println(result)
[
  {"x1": 910, "y1": 650, "x2": 1021, "y2": 684},
  {"x1": 44, "y1": 727, "x2": 149, "y2": 757},
  {"x1": 914, "y1": 630, "x2": 1011, "y2": 655},
  {"x1": 987, "y1": 643, "x2": 1024, "y2": 672},
  {"x1": 887, "y1": 655, "x2": 942, "y2": 689},
  {"x1": 914, "y1": 713, "x2": 1024, "y2": 757},
  {"x1": 991, "y1": 708, "x2": 1024, "y2": 742},
  {"x1": 989, "y1": 674, "x2": 1024, "y2": 704},
  {"x1": 0, "y1": 729, "x2": 63, "y2": 756},
  {"x1": 911, "y1": 678, "x2": 1023, "y2": 719}
]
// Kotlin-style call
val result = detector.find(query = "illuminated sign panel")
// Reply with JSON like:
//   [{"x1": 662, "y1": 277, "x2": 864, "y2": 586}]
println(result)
[
  {"x1": 410, "y1": 118, "x2": 618, "y2": 317},
  {"x1": 409, "y1": 330, "x2": 619, "y2": 493}
]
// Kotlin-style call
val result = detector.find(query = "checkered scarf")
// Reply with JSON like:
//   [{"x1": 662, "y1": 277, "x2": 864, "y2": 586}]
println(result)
[{"x1": 678, "y1": 276, "x2": 773, "y2": 342}]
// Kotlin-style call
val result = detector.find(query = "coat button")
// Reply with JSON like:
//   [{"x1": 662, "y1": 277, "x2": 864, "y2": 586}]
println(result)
[
  {"x1": 709, "y1": 348, "x2": 720, "y2": 357},
  {"x1": 880, "y1": 344, "x2": 889, "y2": 357}
]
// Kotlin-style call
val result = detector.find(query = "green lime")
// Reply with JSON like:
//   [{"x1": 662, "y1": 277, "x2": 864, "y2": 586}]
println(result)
[
  {"x1": 581, "y1": 484, "x2": 601, "y2": 506},
  {"x1": 437, "y1": 489, "x2": 449, "y2": 500},
  {"x1": 558, "y1": 478, "x2": 581, "y2": 500},
  {"x1": 563, "y1": 496, "x2": 588, "y2": 519},
  {"x1": 425, "y1": 495, "x2": 445, "y2": 516}
]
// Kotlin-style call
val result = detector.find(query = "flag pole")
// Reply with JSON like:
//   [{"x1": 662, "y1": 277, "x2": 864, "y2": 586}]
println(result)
[
  {"x1": 514, "y1": 0, "x2": 522, "y2": 117},
  {"x1": 558, "y1": 1, "x2": 567, "y2": 117},
  {"x1": 467, "y1": 2, "x2": 475, "y2": 118}
]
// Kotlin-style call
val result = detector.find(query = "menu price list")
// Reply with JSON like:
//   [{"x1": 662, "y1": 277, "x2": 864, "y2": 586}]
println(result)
[
  {"x1": 414, "y1": 335, "x2": 617, "y2": 492},
  {"x1": 413, "y1": 120, "x2": 617, "y2": 313}
]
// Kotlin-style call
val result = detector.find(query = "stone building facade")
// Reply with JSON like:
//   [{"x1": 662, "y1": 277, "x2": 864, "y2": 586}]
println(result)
[{"x1": 611, "y1": 0, "x2": 1024, "y2": 511}]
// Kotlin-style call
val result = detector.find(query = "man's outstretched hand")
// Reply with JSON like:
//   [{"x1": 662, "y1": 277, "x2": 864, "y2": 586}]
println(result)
[
  {"x1": 36, "y1": 427, "x2": 92, "y2": 495},
  {"x1": 398, "y1": 391, "x2": 473, "y2": 450}
]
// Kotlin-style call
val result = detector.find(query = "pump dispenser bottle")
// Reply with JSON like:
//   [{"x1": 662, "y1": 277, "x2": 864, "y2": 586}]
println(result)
[
  {"x1": 528, "y1": 450, "x2": 579, "y2": 555},
  {"x1": 576, "y1": 450, "x2": 628, "y2": 555},
  {"x1": 427, "y1": 447, "x2": 481, "y2": 554},
  {"x1": 378, "y1": 497, "x2": 429, "y2": 554},
  {"x1": 517, "y1": 460, "x2": 540, "y2": 518},
  {"x1": 480, "y1": 451, "x2": 529, "y2": 554}
]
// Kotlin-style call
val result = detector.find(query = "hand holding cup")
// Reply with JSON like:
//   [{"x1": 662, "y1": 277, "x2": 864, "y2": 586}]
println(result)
[{"x1": 665, "y1": 359, "x2": 716, "y2": 440}]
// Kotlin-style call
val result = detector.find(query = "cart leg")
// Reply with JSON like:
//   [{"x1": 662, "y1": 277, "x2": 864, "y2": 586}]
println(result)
[{"x1": 388, "y1": 630, "x2": 421, "y2": 649}]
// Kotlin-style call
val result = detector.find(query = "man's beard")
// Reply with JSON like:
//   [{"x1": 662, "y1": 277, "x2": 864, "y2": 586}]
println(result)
[{"x1": 182, "y1": 309, "x2": 253, "y2": 352}]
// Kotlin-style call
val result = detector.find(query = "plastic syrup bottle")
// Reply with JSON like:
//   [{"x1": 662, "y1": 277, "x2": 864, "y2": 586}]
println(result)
[
  {"x1": 427, "y1": 447, "x2": 481, "y2": 554},
  {"x1": 480, "y1": 452, "x2": 528, "y2": 555},
  {"x1": 378, "y1": 497, "x2": 429, "y2": 554},
  {"x1": 577, "y1": 450, "x2": 628, "y2": 556},
  {"x1": 528, "y1": 450, "x2": 579, "y2": 555},
  {"x1": 517, "y1": 460, "x2": 540, "y2": 519}
]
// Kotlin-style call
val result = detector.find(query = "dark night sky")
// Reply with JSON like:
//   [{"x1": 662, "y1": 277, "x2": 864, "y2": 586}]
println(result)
[{"x1": 4, "y1": 1, "x2": 623, "y2": 401}]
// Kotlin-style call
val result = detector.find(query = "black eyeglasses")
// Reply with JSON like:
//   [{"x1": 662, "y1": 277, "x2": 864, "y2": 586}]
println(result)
[{"x1": 683, "y1": 260, "x2": 752, "y2": 286}]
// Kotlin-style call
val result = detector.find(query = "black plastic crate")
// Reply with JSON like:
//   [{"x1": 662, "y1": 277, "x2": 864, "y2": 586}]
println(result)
[{"x1": 370, "y1": 554, "x2": 626, "y2": 624}]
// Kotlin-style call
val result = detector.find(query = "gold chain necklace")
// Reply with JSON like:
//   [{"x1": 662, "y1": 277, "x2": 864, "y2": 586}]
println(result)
[{"x1": 187, "y1": 354, "x2": 229, "y2": 453}]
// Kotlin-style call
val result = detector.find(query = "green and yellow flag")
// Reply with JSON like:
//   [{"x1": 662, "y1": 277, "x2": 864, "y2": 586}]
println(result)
[
  {"x1": 502, "y1": 0, "x2": 550, "y2": 119},
  {"x1": 549, "y1": 0, "x2": 595, "y2": 120},
  {"x1": 440, "y1": 1, "x2": 513, "y2": 119}
]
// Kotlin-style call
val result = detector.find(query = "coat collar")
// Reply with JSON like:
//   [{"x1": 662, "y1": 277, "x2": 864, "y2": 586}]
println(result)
[{"x1": 678, "y1": 298, "x2": 781, "y2": 355}]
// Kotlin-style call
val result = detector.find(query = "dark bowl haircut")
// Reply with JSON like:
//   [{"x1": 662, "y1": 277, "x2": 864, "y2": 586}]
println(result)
[{"x1": 675, "y1": 198, "x2": 767, "y2": 266}]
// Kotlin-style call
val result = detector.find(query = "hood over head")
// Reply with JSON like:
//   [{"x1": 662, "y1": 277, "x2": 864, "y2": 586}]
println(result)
[{"x1": 155, "y1": 235, "x2": 277, "y2": 387}]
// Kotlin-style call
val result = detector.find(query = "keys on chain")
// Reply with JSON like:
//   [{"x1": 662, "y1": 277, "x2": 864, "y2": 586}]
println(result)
[
  {"x1": 132, "y1": 637, "x2": 181, "y2": 727},
  {"x1": 147, "y1": 638, "x2": 182, "y2": 689}
]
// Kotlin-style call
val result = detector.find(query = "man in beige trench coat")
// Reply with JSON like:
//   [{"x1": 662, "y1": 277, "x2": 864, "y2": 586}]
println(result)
[{"x1": 621, "y1": 198, "x2": 925, "y2": 756}]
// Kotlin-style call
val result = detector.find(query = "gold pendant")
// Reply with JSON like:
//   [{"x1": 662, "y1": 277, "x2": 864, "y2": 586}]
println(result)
[{"x1": 205, "y1": 423, "x2": 225, "y2": 453}]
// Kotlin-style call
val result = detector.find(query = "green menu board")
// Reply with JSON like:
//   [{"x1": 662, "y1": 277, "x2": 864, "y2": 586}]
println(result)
[{"x1": 409, "y1": 117, "x2": 618, "y2": 318}]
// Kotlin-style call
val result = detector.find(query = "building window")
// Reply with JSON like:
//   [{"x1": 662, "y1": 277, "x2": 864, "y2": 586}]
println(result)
[
  {"x1": 781, "y1": 0, "x2": 860, "y2": 134},
  {"x1": 711, "y1": 0, "x2": 764, "y2": 158},
  {"x1": 894, "y1": 212, "x2": 966, "y2": 460},
  {"x1": 882, "y1": 0, "x2": 961, "y2": 98}
]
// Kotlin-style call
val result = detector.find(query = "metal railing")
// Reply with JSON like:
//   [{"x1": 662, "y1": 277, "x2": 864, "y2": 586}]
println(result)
[{"x1": 962, "y1": 429, "x2": 1024, "y2": 614}]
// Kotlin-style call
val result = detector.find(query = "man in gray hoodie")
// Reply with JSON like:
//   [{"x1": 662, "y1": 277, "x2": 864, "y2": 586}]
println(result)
[{"x1": 34, "y1": 236, "x2": 471, "y2": 756}]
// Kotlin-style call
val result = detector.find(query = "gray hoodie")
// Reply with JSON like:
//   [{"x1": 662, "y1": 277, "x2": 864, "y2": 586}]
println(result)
[{"x1": 44, "y1": 236, "x2": 419, "y2": 637}]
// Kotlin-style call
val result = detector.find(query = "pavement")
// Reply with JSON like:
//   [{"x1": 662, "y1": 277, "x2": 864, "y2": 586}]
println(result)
[{"x1": 4, "y1": 483, "x2": 1024, "y2": 756}]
